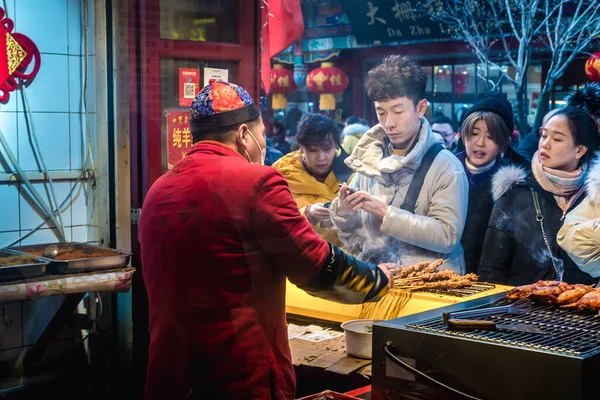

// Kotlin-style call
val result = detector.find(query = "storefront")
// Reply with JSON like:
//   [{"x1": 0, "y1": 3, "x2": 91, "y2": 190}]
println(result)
[{"x1": 268, "y1": 0, "x2": 591, "y2": 137}]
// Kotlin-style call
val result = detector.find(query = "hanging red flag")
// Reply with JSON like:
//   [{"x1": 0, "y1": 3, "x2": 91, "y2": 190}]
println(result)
[{"x1": 260, "y1": 0, "x2": 304, "y2": 94}]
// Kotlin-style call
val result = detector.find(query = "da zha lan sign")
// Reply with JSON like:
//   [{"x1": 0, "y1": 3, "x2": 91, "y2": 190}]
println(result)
[{"x1": 341, "y1": 0, "x2": 453, "y2": 44}]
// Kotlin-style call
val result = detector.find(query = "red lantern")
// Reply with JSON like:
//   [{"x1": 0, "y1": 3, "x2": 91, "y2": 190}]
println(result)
[
  {"x1": 306, "y1": 62, "x2": 349, "y2": 110},
  {"x1": 270, "y1": 64, "x2": 296, "y2": 109},
  {"x1": 585, "y1": 52, "x2": 600, "y2": 82}
]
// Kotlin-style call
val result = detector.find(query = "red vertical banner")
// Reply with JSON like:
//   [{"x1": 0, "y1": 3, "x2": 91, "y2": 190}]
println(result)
[
  {"x1": 179, "y1": 68, "x2": 200, "y2": 107},
  {"x1": 166, "y1": 110, "x2": 192, "y2": 169}
]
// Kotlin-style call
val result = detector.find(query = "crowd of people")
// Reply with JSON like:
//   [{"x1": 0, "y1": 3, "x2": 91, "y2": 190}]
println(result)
[
  {"x1": 136, "y1": 54, "x2": 600, "y2": 399},
  {"x1": 267, "y1": 56, "x2": 600, "y2": 288}
]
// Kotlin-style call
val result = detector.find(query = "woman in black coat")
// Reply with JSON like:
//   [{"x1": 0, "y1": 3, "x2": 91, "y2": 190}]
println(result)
[
  {"x1": 479, "y1": 107, "x2": 598, "y2": 286},
  {"x1": 455, "y1": 94, "x2": 529, "y2": 274}
]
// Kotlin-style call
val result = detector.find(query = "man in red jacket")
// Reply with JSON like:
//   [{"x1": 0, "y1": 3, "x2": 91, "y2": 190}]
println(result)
[{"x1": 139, "y1": 80, "x2": 391, "y2": 400}]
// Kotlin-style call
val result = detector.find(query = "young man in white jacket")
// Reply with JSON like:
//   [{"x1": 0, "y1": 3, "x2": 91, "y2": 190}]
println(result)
[{"x1": 330, "y1": 55, "x2": 469, "y2": 273}]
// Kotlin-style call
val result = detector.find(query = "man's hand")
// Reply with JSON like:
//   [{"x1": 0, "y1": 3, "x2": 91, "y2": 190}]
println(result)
[
  {"x1": 378, "y1": 263, "x2": 394, "y2": 290},
  {"x1": 307, "y1": 203, "x2": 331, "y2": 222},
  {"x1": 351, "y1": 191, "x2": 388, "y2": 219},
  {"x1": 337, "y1": 182, "x2": 362, "y2": 217}
]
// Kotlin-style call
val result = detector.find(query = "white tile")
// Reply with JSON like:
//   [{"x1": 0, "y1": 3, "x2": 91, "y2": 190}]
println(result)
[
  {"x1": 0, "y1": 231, "x2": 20, "y2": 248},
  {"x1": 22, "y1": 296, "x2": 73, "y2": 346},
  {"x1": 20, "y1": 227, "x2": 71, "y2": 246},
  {"x1": 71, "y1": 225, "x2": 88, "y2": 243},
  {"x1": 88, "y1": 112, "x2": 98, "y2": 160},
  {"x1": 20, "y1": 55, "x2": 69, "y2": 113},
  {"x1": 70, "y1": 182, "x2": 88, "y2": 226},
  {"x1": 0, "y1": 88, "x2": 19, "y2": 112},
  {"x1": 0, "y1": 112, "x2": 18, "y2": 171},
  {"x1": 68, "y1": 0, "x2": 96, "y2": 56},
  {"x1": 0, "y1": 184, "x2": 20, "y2": 232},
  {"x1": 70, "y1": 113, "x2": 97, "y2": 169},
  {"x1": 69, "y1": 55, "x2": 96, "y2": 113},
  {"x1": 15, "y1": 0, "x2": 68, "y2": 55},
  {"x1": 68, "y1": 56, "x2": 82, "y2": 112},
  {"x1": 2, "y1": 0, "x2": 15, "y2": 22},
  {"x1": 87, "y1": 0, "x2": 96, "y2": 56},
  {"x1": 18, "y1": 113, "x2": 70, "y2": 171},
  {"x1": 20, "y1": 181, "x2": 72, "y2": 230},
  {"x1": 67, "y1": 0, "x2": 83, "y2": 56},
  {"x1": 0, "y1": 302, "x2": 23, "y2": 350},
  {"x1": 69, "y1": 113, "x2": 83, "y2": 170}
]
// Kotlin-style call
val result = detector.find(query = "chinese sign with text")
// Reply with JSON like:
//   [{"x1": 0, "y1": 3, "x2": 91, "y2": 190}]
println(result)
[
  {"x1": 166, "y1": 110, "x2": 192, "y2": 169},
  {"x1": 340, "y1": 0, "x2": 452, "y2": 45}
]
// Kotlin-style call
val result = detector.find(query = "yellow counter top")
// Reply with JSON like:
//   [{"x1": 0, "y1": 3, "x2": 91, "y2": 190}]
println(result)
[{"x1": 285, "y1": 280, "x2": 513, "y2": 323}]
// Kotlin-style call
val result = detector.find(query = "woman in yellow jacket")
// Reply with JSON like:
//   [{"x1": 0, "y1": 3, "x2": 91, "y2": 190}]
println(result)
[{"x1": 273, "y1": 114, "x2": 353, "y2": 246}]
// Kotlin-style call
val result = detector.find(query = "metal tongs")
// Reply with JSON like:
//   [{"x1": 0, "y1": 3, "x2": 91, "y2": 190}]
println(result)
[{"x1": 442, "y1": 298, "x2": 532, "y2": 324}]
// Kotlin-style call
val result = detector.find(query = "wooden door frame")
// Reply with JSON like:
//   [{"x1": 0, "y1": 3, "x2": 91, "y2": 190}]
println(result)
[{"x1": 139, "y1": 0, "x2": 261, "y2": 193}]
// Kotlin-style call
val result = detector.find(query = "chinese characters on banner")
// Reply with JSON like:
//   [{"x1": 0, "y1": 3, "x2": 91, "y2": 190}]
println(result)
[
  {"x1": 179, "y1": 68, "x2": 200, "y2": 107},
  {"x1": 340, "y1": 0, "x2": 453, "y2": 45},
  {"x1": 166, "y1": 110, "x2": 192, "y2": 169}
]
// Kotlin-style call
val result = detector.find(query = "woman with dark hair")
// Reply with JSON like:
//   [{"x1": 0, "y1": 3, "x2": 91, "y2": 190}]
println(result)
[
  {"x1": 455, "y1": 94, "x2": 528, "y2": 274},
  {"x1": 273, "y1": 113, "x2": 353, "y2": 245},
  {"x1": 479, "y1": 106, "x2": 599, "y2": 285}
]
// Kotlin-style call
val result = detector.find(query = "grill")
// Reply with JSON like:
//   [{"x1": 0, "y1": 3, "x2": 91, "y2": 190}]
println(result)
[
  {"x1": 407, "y1": 300, "x2": 600, "y2": 356},
  {"x1": 371, "y1": 293, "x2": 600, "y2": 400},
  {"x1": 414, "y1": 282, "x2": 496, "y2": 298}
]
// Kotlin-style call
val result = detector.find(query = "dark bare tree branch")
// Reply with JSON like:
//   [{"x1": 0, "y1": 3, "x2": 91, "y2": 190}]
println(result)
[{"x1": 422, "y1": 0, "x2": 600, "y2": 137}]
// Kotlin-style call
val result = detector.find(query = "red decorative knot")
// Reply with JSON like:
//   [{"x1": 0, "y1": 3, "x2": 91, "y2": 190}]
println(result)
[{"x1": 0, "y1": 6, "x2": 41, "y2": 103}]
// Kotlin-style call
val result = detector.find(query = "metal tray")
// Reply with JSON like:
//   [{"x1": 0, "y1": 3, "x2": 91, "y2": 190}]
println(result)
[
  {"x1": 8, "y1": 243, "x2": 132, "y2": 274},
  {"x1": 0, "y1": 250, "x2": 48, "y2": 282}
]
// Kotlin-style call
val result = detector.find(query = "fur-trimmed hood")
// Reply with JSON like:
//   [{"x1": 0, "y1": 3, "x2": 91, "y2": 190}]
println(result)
[
  {"x1": 342, "y1": 123, "x2": 370, "y2": 138},
  {"x1": 586, "y1": 154, "x2": 600, "y2": 205},
  {"x1": 491, "y1": 165, "x2": 528, "y2": 202}
]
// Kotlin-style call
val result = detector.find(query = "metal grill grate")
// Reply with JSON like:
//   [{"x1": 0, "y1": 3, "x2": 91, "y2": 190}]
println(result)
[
  {"x1": 415, "y1": 282, "x2": 496, "y2": 297},
  {"x1": 406, "y1": 302, "x2": 600, "y2": 357}
]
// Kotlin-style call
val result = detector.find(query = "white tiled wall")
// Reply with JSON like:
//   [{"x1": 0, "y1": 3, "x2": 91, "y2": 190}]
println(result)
[
  {"x1": 0, "y1": 0, "x2": 98, "y2": 380},
  {"x1": 0, "y1": 0, "x2": 96, "y2": 247}
]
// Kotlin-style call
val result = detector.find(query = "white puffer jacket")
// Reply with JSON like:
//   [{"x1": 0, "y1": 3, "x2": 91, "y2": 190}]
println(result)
[
  {"x1": 558, "y1": 155, "x2": 600, "y2": 278},
  {"x1": 330, "y1": 118, "x2": 469, "y2": 273}
]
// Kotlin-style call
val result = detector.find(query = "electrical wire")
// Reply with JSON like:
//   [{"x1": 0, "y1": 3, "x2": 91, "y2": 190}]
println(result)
[
  {"x1": 5, "y1": 176, "x2": 85, "y2": 247},
  {"x1": 78, "y1": 0, "x2": 97, "y2": 219},
  {"x1": 383, "y1": 344, "x2": 483, "y2": 400},
  {"x1": 0, "y1": 129, "x2": 67, "y2": 243},
  {"x1": 19, "y1": 87, "x2": 66, "y2": 240}
]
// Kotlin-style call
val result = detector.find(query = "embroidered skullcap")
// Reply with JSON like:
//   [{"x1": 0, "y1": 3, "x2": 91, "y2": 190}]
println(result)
[{"x1": 190, "y1": 79, "x2": 260, "y2": 134}]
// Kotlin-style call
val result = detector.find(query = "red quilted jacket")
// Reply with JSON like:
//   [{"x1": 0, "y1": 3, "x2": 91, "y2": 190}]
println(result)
[{"x1": 139, "y1": 141, "x2": 330, "y2": 399}]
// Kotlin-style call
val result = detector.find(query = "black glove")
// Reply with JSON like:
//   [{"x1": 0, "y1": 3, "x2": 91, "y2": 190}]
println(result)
[{"x1": 298, "y1": 244, "x2": 389, "y2": 304}]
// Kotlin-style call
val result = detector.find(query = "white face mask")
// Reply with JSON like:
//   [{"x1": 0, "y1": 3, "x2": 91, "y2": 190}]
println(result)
[{"x1": 241, "y1": 129, "x2": 266, "y2": 165}]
